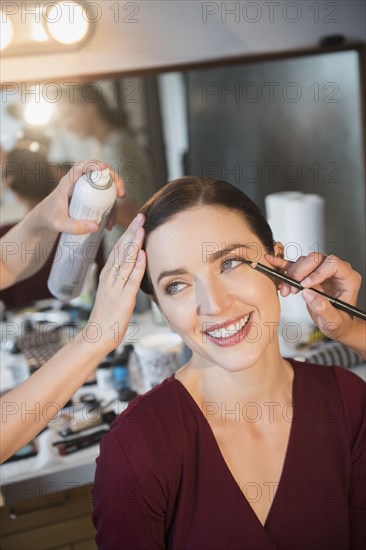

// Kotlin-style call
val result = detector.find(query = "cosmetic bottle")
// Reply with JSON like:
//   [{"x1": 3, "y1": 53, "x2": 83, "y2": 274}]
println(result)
[
  {"x1": 113, "y1": 345, "x2": 137, "y2": 401},
  {"x1": 48, "y1": 168, "x2": 116, "y2": 301}
]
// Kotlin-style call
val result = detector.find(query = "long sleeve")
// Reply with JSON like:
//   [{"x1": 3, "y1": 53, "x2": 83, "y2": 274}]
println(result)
[
  {"x1": 92, "y1": 396, "x2": 175, "y2": 550},
  {"x1": 334, "y1": 367, "x2": 366, "y2": 549}
]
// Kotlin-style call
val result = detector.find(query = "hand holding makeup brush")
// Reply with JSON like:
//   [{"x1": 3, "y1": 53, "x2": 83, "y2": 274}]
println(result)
[{"x1": 265, "y1": 253, "x2": 365, "y2": 359}]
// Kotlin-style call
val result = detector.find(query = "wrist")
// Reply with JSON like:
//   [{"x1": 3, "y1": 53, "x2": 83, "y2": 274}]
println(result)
[
  {"x1": 24, "y1": 203, "x2": 54, "y2": 236},
  {"x1": 335, "y1": 318, "x2": 366, "y2": 358},
  {"x1": 73, "y1": 327, "x2": 114, "y2": 363}
]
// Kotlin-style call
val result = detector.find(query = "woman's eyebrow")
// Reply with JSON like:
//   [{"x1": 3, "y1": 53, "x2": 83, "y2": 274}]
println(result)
[
  {"x1": 156, "y1": 243, "x2": 250, "y2": 285},
  {"x1": 157, "y1": 268, "x2": 190, "y2": 285}
]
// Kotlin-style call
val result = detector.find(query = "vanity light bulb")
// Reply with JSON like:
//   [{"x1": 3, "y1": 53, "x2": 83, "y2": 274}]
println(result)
[
  {"x1": 46, "y1": 2, "x2": 89, "y2": 45},
  {"x1": 0, "y1": 12, "x2": 14, "y2": 51},
  {"x1": 24, "y1": 100, "x2": 52, "y2": 127}
]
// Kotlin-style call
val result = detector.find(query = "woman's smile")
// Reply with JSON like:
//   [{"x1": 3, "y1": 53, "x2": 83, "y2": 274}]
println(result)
[{"x1": 203, "y1": 311, "x2": 253, "y2": 346}]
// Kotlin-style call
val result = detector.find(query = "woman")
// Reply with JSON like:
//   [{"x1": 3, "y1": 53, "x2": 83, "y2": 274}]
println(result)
[{"x1": 93, "y1": 176, "x2": 365, "y2": 549}]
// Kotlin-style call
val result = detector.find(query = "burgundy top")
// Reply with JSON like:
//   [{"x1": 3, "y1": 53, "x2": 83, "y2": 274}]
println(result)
[{"x1": 92, "y1": 359, "x2": 366, "y2": 549}]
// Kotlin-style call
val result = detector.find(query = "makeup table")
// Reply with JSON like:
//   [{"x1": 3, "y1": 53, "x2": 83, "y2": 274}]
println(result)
[{"x1": 1, "y1": 313, "x2": 365, "y2": 507}]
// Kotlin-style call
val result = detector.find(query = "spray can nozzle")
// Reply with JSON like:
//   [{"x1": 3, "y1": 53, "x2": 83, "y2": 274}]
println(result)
[{"x1": 89, "y1": 168, "x2": 111, "y2": 188}]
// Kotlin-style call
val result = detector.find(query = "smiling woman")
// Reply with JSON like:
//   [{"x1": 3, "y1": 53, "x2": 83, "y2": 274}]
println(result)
[{"x1": 93, "y1": 177, "x2": 366, "y2": 549}]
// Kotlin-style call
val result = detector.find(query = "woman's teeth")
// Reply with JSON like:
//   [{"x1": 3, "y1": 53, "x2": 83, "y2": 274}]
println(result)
[{"x1": 206, "y1": 313, "x2": 250, "y2": 339}]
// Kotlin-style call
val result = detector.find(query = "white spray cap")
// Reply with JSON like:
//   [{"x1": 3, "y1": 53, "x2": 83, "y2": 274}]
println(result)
[{"x1": 89, "y1": 168, "x2": 111, "y2": 188}]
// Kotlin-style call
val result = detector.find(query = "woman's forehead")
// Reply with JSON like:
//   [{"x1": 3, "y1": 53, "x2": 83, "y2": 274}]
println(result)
[
  {"x1": 151, "y1": 204, "x2": 249, "y2": 228},
  {"x1": 145, "y1": 206, "x2": 258, "y2": 259}
]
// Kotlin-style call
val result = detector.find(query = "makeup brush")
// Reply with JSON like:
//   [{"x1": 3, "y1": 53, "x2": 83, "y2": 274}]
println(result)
[{"x1": 249, "y1": 262, "x2": 366, "y2": 321}]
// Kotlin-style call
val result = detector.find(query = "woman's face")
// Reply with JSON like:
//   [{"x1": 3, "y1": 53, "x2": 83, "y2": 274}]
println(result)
[{"x1": 146, "y1": 206, "x2": 283, "y2": 373}]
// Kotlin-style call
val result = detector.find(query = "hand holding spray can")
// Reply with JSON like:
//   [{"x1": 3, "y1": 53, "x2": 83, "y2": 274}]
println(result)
[{"x1": 48, "y1": 167, "x2": 117, "y2": 301}]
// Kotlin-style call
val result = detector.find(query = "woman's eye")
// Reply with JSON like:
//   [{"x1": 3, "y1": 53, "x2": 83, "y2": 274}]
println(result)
[
  {"x1": 165, "y1": 282, "x2": 186, "y2": 295},
  {"x1": 222, "y1": 258, "x2": 245, "y2": 271}
]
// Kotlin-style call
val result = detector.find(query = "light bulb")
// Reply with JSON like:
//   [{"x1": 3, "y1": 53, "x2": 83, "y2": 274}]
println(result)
[
  {"x1": 29, "y1": 142, "x2": 41, "y2": 152},
  {"x1": 24, "y1": 101, "x2": 52, "y2": 127},
  {"x1": 46, "y1": 2, "x2": 89, "y2": 45}
]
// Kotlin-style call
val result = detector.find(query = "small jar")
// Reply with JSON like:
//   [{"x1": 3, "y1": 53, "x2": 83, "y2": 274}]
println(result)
[{"x1": 113, "y1": 364, "x2": 129, "y2": 391}]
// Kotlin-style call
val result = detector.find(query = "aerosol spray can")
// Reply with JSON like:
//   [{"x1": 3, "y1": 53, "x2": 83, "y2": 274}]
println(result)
[{"x1": 48, "y1": 167, "x2": 116, "y2": 301}]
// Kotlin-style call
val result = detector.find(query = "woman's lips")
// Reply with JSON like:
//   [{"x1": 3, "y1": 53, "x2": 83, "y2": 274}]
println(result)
[
  {"x1": 203, "y1": 312, "x2": 253, "y2": 347},
  {"x1": 203, "y1": 312, "x2": 251, "y2": 333}
]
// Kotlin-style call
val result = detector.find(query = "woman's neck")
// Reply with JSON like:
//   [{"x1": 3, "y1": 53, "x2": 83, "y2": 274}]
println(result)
[{"x1": 180, "y1": 341, "x2": 293, "y2": 408}]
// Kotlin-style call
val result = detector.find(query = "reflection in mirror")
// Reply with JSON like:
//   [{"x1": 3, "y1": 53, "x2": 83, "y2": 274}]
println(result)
[
  {"x1": 0, "y1": 76, "x2": 167, "y2": 311},
  {"x1": 1, "y1": 76, "x2": 167, "y2": 245}
]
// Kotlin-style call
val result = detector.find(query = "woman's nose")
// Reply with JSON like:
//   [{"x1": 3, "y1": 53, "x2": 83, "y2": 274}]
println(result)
[{"x1": 196, "y1": 276, "x2": 231, "y2": 316}]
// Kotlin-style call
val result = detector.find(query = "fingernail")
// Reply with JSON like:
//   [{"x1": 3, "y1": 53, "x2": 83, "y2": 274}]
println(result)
[
  {"x1": 301, "y1": 277, "x2": 312, "y2": 287},
  {"x1": 264, "y1": 254, "x2": 274, "y2": 262},
  {"x1": 86, "y1": 222, "x2": 98, "y2": 232},
  {"x1": 301, "y1": 289, "x2": 314, "y2": 303},
  {"x1": 135, "y1": 213, "x2": 144, "y2": 226},
  {"x1": 281, "y1": 286, "x2": 290, "y2": 297}
]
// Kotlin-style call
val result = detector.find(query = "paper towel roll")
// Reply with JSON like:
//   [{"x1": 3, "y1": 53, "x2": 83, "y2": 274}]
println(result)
[{"x1": 265, "y1": 192, "x2": 325, "y2": 325}]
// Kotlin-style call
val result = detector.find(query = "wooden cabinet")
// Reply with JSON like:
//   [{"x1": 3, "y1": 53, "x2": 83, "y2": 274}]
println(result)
[{"x1": 0, "y1": 484, "x2": 97, "y2": 550}]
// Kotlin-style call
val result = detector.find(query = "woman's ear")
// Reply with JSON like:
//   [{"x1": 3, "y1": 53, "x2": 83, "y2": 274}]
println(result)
[
  {"x1": 273, "y1": 241, "x2": 284, "y2": 259},
  {"x1": 272, "y1": 242, "x2": 284, "y2": 292}
]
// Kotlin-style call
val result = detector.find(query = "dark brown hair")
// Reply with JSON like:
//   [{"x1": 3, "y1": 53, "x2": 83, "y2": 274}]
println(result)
[
  {"x1": 64, "y1": 83, "x2": 129, "y2": 129},
  {"x1": 139, "y1": 176, "x2": 275, "y2": 296}
]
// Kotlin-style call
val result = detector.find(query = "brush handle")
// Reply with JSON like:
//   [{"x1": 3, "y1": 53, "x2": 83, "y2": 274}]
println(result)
[{"x1": 253, "y1": 263, "x2": 366, "y2": 321}]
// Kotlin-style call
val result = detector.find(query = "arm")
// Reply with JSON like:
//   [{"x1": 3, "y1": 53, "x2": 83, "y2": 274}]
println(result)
[
  {"x1": 0, "y1": 213, "x2": 146, "y2": 463},
  {"x1": 0, "y1": 161, "x2": 124, "y2": 289},
  {"x1": 266, "y1": 253, "x2": 366, "y2": 359}
]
